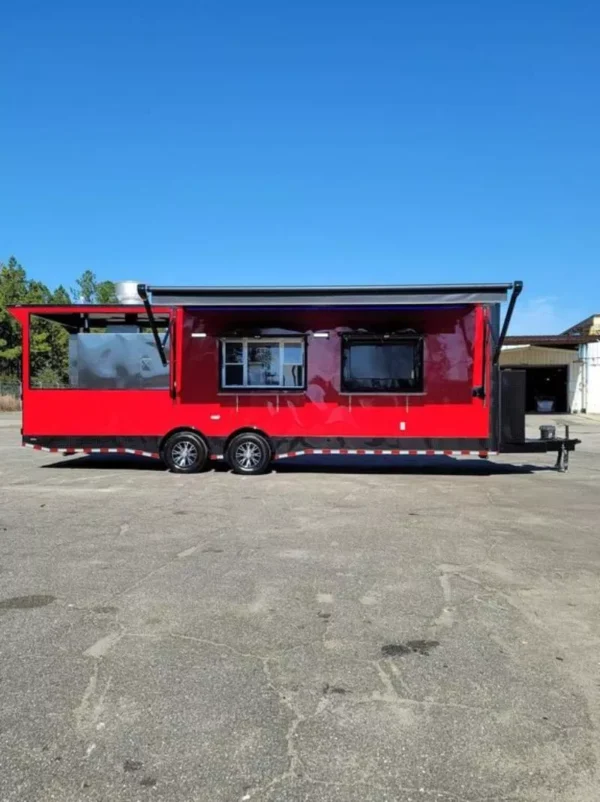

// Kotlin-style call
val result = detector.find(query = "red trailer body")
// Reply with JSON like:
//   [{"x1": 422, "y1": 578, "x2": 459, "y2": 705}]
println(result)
[{"x1": 8, "y1": 281, "x2": 578, "y2": 473}]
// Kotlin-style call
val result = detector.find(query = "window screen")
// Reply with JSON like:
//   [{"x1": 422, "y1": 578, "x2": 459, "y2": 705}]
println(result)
[
  {"x1": 221, "y1": 339, "x2": 305, "y2": 389},
  {"x1": 342, "y1": 338, "x2": 423, "y2": 392}
]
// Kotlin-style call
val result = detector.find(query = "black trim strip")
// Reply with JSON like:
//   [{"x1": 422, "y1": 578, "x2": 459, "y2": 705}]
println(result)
[
  {"x1": 268, "y1": 437, "x2": 493, "y2": 455},
  {"x1": 490, "y1": 303, "x2": 502, "y2": 451},
  {"x1": 23, "y1": 435, "x2": 162, "y2": 452},
  {"x1": 146, "y1": 282, "x2": 513, "y2": 296}
]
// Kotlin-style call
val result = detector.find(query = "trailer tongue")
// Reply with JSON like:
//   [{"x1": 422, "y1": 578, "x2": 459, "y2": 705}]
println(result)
[{"x1": 9, "y1": 280, "x2": 580, "y2": 474}]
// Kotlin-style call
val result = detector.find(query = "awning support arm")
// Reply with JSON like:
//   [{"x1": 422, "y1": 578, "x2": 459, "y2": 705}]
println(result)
[
  {"x1": 137, "y1": 284, "x2": 168, "y2": 367},
  {"x1": 493, "y1": 281, "x2": 523, "y2": 364}
]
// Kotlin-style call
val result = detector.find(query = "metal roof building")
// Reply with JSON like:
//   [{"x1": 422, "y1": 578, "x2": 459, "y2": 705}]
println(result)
[{"x1": 501, "y1": 315, "x2": 600, "y2": 414}]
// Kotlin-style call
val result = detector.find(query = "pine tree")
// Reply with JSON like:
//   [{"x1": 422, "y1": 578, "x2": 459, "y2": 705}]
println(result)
[
  {"x1": 71, "y1": 271, "x2": 116, "y2": 303},
  {"x1": 0, "y1": 257, "x2": 28, "y2": 377},
  {"x1": 0, "y1": 258, "x2": 115, "y2": 383}
]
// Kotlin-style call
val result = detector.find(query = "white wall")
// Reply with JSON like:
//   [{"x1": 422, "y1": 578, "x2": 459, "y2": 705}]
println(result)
[
  {"x1": 568, "y1": 360, "x2": 584, "y2": 413},
  {"x1": 583, "y1": 341, "x2": 600, "y2": 414}
]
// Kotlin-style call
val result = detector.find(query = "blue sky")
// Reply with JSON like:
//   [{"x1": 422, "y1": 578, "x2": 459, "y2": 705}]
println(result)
[{"x1": 1, "y1": 0, "x2": 598, "y2": 333}]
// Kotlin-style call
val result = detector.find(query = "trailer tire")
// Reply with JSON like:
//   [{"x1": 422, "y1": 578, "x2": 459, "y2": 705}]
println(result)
[
  {"x1": 226, "y1": 432, "x2": 271, "y2": 475},
  {"x1": 163, "y1": 431, "x2": 208, "y2": 474}
]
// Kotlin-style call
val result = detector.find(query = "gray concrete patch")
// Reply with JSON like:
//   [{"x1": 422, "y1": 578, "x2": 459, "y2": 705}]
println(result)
[
  {"x1": 0, "y1": 412, "x2": 21, "y2": 428},
  {"x1": 0, "y1": 416, "x2": 599, "y2": 801}
]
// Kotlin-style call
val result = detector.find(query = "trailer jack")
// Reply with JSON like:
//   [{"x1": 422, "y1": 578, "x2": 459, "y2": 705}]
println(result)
[
  {"x1": 554, "y1": 424, "x2": 571, "y2": 472},
  {"x1": 555, "y1": 442, "x2": 569, "y2": 472}
]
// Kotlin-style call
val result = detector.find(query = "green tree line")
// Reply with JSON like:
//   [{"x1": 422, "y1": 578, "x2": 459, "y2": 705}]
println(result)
[{"x1": 0, "y1": 256, "x2": 116, "y2": 385}]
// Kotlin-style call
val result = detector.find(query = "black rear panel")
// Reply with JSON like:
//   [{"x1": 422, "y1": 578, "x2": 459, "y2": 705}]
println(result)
[{"x1": 500, "y1": 369, "x2": 526, "y2": 445}]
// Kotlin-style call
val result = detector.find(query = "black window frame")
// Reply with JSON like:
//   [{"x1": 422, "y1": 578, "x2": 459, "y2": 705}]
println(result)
[
  {"x1": 341, "y1": 334, "x2": 424, "y2": 394},
  {"x1": 218, "y1": 336, "x2": 307, "y2": 392}
]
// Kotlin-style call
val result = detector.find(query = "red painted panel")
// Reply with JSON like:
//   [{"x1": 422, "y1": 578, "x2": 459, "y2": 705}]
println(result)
[
  {"x1": 178, "y1": 306, "x2": 489, "y2": 439},
  {"x1": 14, "y1": 304, "x2": 491, "y2": 441}
]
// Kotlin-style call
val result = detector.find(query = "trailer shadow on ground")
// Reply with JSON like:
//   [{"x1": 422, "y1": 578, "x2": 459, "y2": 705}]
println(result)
[
  {"x1": 271, "y1": 456, "x2": 555, "y2": 475},
  {"x1": 40, "y1": 454, "x2": 556, "y2": 475},
  {"x1": 41, "y1": 455, "x2": 166, "y2": 471}
]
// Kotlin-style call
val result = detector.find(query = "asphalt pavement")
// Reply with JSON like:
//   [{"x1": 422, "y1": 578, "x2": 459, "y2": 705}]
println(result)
[{"x1": 0, "y1": 414, "x2": 599, "y2": 802}]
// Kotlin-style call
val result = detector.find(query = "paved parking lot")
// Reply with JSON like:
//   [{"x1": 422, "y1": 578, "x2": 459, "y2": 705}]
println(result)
[{"x1": 1, "y1": 414, "x2": 599, "y2": 802}]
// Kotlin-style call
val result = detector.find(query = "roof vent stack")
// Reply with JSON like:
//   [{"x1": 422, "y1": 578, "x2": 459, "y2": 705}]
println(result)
[{"x1": 114, "y1": 281, "x2": 142, "y2": 305}]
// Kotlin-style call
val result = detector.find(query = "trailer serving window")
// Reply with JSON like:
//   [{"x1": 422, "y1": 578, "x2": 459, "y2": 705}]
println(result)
[
  {"x1": 28, "y1": 311, "x2": 170, "y2": 390},
  {"x1": 221, "y1": 338, "x2": 305, "y2": 389},
  {"x1": 342, "y1": 335, "x2": 423, "y2": 393}
]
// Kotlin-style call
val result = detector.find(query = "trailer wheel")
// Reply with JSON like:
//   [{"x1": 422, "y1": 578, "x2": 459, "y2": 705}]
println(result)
[
  {"x1": 226, "y1": 432, "x2": 271, "y2": 475},
  {"x1": 163, "y1": 431, "x2": 208, "y2": 473}
]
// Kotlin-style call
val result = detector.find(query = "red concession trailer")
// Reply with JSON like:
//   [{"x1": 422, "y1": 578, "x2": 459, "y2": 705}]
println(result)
[{"x1": 9, "y1": 281, "x2": 578, "y2": 474}]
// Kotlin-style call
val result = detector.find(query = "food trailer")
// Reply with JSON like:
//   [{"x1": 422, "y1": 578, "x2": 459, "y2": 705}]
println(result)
[{"x1": 9, "y1": 281, "x2": 579, "y2": 474}]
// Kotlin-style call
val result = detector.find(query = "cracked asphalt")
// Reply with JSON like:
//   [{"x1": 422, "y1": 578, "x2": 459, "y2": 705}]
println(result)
[{"x1": 1, "y1": 414, "x2": 599, "y2": 802}]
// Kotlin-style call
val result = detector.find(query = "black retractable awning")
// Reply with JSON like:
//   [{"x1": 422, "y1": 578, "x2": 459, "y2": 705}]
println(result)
[{"x1": 142, "y1": 282, "x2": 514, "y2": 307}]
